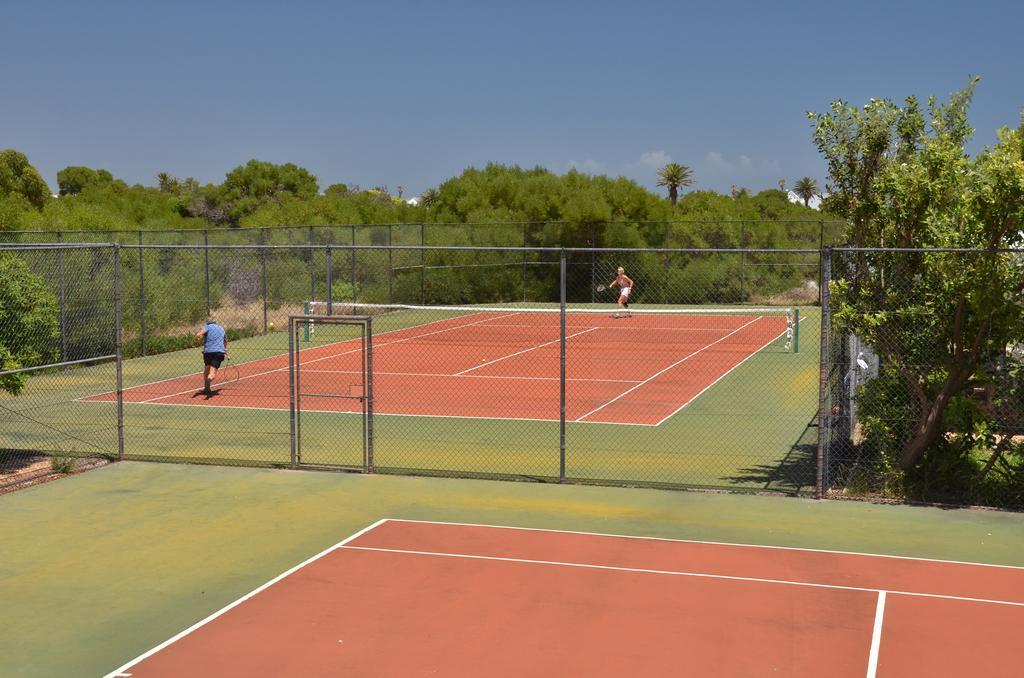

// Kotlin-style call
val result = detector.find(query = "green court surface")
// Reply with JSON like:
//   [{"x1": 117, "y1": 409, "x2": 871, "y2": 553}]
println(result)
[
  {"x1": 1, "y1": 306, "x2": 821, "y2": 493},
  {"x1": 1, "y1": 462, "x2": 1022, "y2": 677}
]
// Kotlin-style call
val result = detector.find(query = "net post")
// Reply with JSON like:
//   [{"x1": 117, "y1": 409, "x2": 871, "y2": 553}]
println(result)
[
  {"x1": 793, "y1": 306, "x2": 800, "y2": 353},
  {"x1": 114, "y1": 244, "x2": 124, "y2": 460},
  {"x1": 288, "y1": 317, "x2": 297, "y2": 468},
  {"x1": 559, "y1": 249, "x2": 567, "y2": 483},
  {"x1": 815, "y1": 247, "x2": 833, "y2": 499},
  {"x1": 303, "y1": 302, "x2": 311, "y2": 341},
  {"x1": 326, "y1": 245, "x2": 333, "y2": 316},
  {"x1": 139, "y1": 230, "x2": 147, "y2": 355}
]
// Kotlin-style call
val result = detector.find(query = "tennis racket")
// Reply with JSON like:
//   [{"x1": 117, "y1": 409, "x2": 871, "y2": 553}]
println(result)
[
  {"x1": 596, "y1": 284, "x2": 607, "y2": 292},
  {"x1": 220, "y1": 359, "x2": 241, "y2": 385}
]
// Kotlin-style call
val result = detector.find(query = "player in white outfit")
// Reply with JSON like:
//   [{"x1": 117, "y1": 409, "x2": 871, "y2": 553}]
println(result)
[{"x1": 609, "y1": 267, "x2": 634, "y2": 318}]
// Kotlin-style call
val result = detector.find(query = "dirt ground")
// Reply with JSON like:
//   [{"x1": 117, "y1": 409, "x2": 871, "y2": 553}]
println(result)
[{"x1": 0, "y1": 452, "x2": 110, "y2": 495}]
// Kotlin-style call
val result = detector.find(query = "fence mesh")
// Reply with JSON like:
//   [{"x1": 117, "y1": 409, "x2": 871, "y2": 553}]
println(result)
[
  {"x1": 3, "y1": 239, "x2": 1022, "y2": 509},
  {"x1": 821, "y1": 248, "x2": 1024, "y2": 509},
  {"x1": 1, "y1": 245, "x2": 120, "y2": 489}
]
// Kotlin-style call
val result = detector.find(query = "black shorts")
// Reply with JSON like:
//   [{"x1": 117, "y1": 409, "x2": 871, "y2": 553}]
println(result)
[{"x1": 203, "y1": 352, "x2": 226, "y2": 368}]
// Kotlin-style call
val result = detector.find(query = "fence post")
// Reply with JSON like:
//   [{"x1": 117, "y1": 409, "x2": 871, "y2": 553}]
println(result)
[
  {"x1": 419, "y1": 222, "x2": 426, "y2": 304},
  {"x1": 818, "y1": 220, "x2": 825, "y2": 305},
  {"x1": 114, "y1": 245, "x2": 124, "y2": 460},
  {"x1": 288, "y1": 318, "x2": 297, "y2": 467},
  {"x1": 260, "y1": 230, "x2": 269, "y2": 334},
  {"x1": 351, "y1": 225, "x2": 357, "y2": 303},
  {"x1": 309, "y1": 226, "x2": 316, "y2": 303},
  {"x1": 326, "y1": 246, "x2": 333, "y2": 315},
  {"x1": 815, "y1": 246, "x2": 833, "y2": 499},
  {"x1": 559, "y1": 249, "x2": 567, "y2": 483},
  {"x1": 590, "y1": 223, "x2": 596, "y2": 304},
  {"x1": 138, "y1": 230, "x2": 147, "y2": 355},
  {"x1": 57, "y1": 231, "x2": 68, "y2": 361},
  {"x1": 387, "y1": 224, "x2": 394, "y2": 304},
  {"x1": 739, "y1": 221, "x2": 746, "y2": 302},
  {"x1": 203, "y1": 228, "x2": 211, "y2": 317},
  {"x1": 522, "y1": 223, "x2": 528, "y2": 303},
  {"x1": 365, "y1": 316, "x2": 375, "y2": 473},
  {"x1": 662, "y1": 252, "x2": 670, "y2": 305}
]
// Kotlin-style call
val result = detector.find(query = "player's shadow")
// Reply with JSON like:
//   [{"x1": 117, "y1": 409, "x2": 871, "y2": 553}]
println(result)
[
  {"x1": 191, "y1": 389, "x2": 221, "y2": 400},
  {"x1": 723, "y1": 414, "x2": 819, "y2": 494}
]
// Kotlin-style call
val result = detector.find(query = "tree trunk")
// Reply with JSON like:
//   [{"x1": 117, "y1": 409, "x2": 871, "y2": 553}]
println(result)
[
  {"x1": 669, "y1": 186, "x2": 678, "y2": 205},
  {"x1": 898, "y1": 369, "x2": 968, "y2": 469}
]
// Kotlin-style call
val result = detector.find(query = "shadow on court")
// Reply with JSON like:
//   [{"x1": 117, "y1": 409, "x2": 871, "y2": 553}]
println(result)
[{"x1": 724, "y1": 415, "x2": 819, "y2": 494}]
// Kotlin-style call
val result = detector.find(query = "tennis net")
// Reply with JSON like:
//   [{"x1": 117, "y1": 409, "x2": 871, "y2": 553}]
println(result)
[{"x1": 302, "y1": 302, "x2": 800, "y2": 352}]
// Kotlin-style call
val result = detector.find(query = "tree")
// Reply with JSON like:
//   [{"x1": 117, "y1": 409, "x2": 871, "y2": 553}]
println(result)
[
  {"x1": 0, "y1": 150, "x2": 51, "y2": 209},
  {"x1": 655, "y1": 163, "x2": 693, "y2": 205},
  {"x1": 793, "y1": 177, "x2": 819, "y2": 207},
  {"x1": 216, "y1": 160, "x2": 319, "y2": 224},
  {"x1": 419, "y1": 187, "x2": 440, "y2": 208},
  {"x1": 810, "y1": 77, "x2": 1024, "y2": 472},
  {"x1": 56, "y1": 166, "x2": 115, "y2": 196},
  {"x1": 0, "y1": 252, "x2": 60, "y2": 395}
]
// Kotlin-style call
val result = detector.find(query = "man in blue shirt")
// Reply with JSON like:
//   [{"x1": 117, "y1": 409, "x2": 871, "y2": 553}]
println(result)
[{"x1": 195, "y1": 318, "x2": 228, "y2": 395}]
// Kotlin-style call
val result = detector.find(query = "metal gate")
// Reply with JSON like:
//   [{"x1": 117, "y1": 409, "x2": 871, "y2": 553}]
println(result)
[{"x1": 288, "y1": 314, "x2": 374, "y2": 470}]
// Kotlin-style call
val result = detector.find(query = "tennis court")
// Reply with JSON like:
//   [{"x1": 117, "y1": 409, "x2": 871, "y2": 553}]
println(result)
[
  {"x1": 107, "y1": 518, "x2": 1024, "y2": 677},
  {"x1": 88, "y1": 308, "x2": 794, "y2": 426}
]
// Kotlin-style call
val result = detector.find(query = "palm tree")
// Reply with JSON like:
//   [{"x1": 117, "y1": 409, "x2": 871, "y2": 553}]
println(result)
[
  {"x1": 419, "y1": 187, "x2": 440, "y2": 208},
  {"x1": 793, "y1": 177, "x2": 819, "y2": 208},
  {"x1": 656, "y1": 163, "x2": 693, "y2": 205}
]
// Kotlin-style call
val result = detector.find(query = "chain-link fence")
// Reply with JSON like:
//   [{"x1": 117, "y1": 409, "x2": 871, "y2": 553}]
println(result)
[
  {"x1": 4, "y1": 240, "x2": 1021, "y2": 509},
  {"x1": 820, "y1": 247, "x2": 1024, "y2": 509},
  {"x1": 1, "y1": 244, "x2": 122, "y2": 490}
]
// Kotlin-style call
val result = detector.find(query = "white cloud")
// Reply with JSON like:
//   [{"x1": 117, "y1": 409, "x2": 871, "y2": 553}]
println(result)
[
  {"x1": 705, "y1": 151, "x2": 733, "y2": 174},
  {"x1": 625, "y1": 150, "x2": 673, "y2": 174},
  {"x1": 567, "y1": 159, "x2": 606, "y2": 173},
  {"x1": 704, "y1": 151, "x2": 765, "y2": 176}
]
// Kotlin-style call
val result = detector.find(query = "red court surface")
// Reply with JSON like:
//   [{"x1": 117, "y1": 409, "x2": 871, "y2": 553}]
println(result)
[
  {"x1": 106, "y1": 519, "x2": 1024, "y2": 678},
  {"x1": 88, "y1": 311, "x2": 791, "y2": 426}
]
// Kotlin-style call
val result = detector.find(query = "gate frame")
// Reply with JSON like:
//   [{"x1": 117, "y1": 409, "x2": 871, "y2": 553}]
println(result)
[{"x1": 288, "y1": 314, "x2": 374, "y2": 472}]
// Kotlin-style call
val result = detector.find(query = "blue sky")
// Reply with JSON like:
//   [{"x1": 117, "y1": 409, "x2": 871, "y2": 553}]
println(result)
[{"x1": 2, "y1": 0, "x2": 1022, "y2": 198}]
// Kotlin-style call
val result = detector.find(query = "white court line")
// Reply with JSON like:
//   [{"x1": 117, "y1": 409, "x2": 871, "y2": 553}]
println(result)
[
  {"x1": 135, "y1": 312, "x2": 521, "y2": 405},
  {"x1": 339, "y1": 545, "x2": 1024, "y2": 608},
  {"x1": 101, "y1": 518, "x2": 391, "y2": 678},
  {"x1": 866, "y1": 591, "x2": 886, "y2": 678},
  {"x1": 574, "y1": 316, "x2": 763, "y2": 422},
  {"x1": 454, "y1": 327, "x2": 599, "y2": 376},
  {"x1": 387, "y1": 519, "x2": 1024, "y2": 571},
  {"x1": 652, "y1": 316, "x2": 797, "y2": 426},
  {"x1": 301, "y1": 368, "x2": 640, "y2": 384}
]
